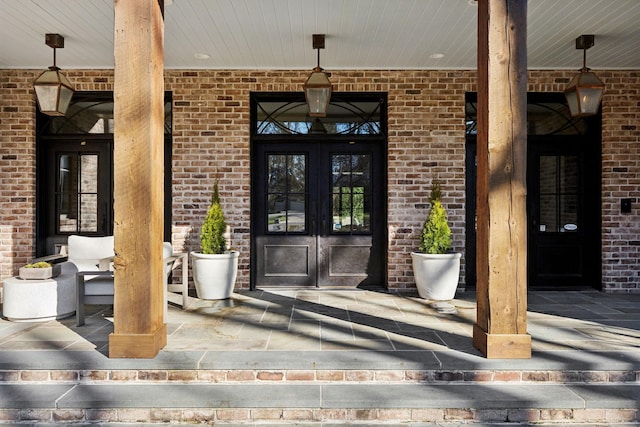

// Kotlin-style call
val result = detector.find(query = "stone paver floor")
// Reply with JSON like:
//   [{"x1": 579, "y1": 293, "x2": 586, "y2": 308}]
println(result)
[{"x1": 0, "y1": 289, "x2": 639, "y2": 365}]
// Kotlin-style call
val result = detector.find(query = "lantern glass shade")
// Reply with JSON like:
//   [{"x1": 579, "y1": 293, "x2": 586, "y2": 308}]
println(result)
[
  {"x1": 34, "y1": 67, "x2": 74, "y2": 116},
  {"x1": 564, "y1": 70, "x2": 604, "y2": 117},
  {"x1": 304, "y1": 68, "x2": 332, "y2": 117}
]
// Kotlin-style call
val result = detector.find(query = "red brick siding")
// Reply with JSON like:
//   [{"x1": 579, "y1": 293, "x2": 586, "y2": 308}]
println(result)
[{"x1": 1, "y1": 69, "x2": 638, "y2": 292}]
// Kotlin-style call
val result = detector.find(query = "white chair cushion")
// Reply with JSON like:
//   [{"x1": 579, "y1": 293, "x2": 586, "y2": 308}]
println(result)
[{"x1": 67, "y1": 235, "x2": 115, "y2": 272}]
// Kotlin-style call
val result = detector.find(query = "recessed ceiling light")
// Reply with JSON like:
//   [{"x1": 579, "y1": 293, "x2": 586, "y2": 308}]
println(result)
[
  {"x1": 194, "y1": 53, "x2": 210, "y2": 60},
  {"x1": 430, "y1": 53, "x2": 446, "y2": 59},
  {"x1": 468, "y1": 0, "x2": 478, "y2": 5}
]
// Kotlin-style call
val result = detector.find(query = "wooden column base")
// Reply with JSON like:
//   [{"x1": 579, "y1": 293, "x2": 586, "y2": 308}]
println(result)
[
  {"x1": 473, "y1": 324, "x2": 531, "y2": 359},
  {"x1": 109, "y1": 324, "x2": 167, "y2": 358}
]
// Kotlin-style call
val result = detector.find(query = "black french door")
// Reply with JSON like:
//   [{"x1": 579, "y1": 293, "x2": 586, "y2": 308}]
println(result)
[
  {"x1": 38, "y1": 140, "x2": 114, "y2": 255},
  {"x1": 252, "y1": 141, "x2": 386, "y2": 288},
  {"x1": 527, "y1": 137, "x2": 601, "y2": 288}
]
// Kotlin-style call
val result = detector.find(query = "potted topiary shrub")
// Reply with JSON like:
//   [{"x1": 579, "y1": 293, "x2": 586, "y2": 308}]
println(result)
[
  {"x1": 410, "y1": 179, "x2": 461, "y2": 301},
  {"x1": 190, "y1": 181, "x2": 239, "y2": 299}
]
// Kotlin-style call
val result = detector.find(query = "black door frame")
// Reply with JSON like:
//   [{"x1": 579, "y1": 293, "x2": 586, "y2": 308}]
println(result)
[{"x1": 249, "y1": 92, "x2": 388, "y2": 290}]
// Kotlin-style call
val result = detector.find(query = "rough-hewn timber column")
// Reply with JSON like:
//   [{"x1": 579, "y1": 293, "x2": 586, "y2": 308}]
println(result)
[
  {"x1": 109, "y1": 0, "x2": 166, "y2": 358},
  {"x1": 473, "y1": 0, "x2": 531, "y2": 358}
]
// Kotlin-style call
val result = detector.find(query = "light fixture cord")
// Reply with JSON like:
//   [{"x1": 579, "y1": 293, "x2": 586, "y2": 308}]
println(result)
[
  {"x1": 582, "y1": 47, "x2": 587, "y2": 71},
  {"x1": 317, "y1": 48, "x2": 321, "y2": 69},
  {"x1": 52, "y1": 47, "x2": 57, "y2": 69}
]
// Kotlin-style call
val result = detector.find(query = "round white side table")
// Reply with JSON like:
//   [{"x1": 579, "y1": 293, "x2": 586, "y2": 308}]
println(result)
[{"x1": 2, "y1": 262, "x2": 76, "y2": 322}]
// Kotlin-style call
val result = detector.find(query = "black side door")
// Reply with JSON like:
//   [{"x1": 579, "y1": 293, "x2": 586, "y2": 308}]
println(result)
[
  {"x1": 40, "y1": 141, "x2": 114, "y2": 254},
  {"x1": 527, "y1": 137, "x2": 601, "y2": 288}
]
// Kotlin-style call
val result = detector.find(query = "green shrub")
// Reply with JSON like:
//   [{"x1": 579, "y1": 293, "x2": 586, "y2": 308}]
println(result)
[
  {"x1": 200, "y1": 181, "x2": 227, "y2": 254},
  {"x1": 419, "y1": 180, "x2": 452, "y2": 254},
  {"x1": 24, "y1": 261, "x2": 52, "y2": 268}
]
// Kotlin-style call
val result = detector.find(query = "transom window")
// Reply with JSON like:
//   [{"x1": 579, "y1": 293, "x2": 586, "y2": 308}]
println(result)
[
  {"x1": 253, "y1": 93, "x2": 385, "y2": 136},
  {"x1": 465, "y1": 93, "x2": 589, "y2": 136},
  {"x1": 38, "y1": 93, "x2": 172, "y2": 135}
]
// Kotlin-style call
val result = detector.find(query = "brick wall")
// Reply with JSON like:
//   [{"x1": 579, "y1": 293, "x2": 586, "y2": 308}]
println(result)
[
  {"x1": 0, "y1": 70, "x2": 39, "y2": 280},
  {"x1": 1, "y1": 69, "x2": 638, "y2": 292},
  {"x1": 597, "y1": 70, "x2": 640, "y2": 291}
]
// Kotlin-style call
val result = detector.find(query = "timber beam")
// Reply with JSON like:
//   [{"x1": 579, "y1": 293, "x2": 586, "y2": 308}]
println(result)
[{"x1": 473, "y1": 0, "x2": 531, "y2": 359}]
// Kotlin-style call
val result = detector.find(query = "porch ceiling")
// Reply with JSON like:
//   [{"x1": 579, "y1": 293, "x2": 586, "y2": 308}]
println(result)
[{"x1": 1, "y1": 0, "x2": 639, "y2": 71}]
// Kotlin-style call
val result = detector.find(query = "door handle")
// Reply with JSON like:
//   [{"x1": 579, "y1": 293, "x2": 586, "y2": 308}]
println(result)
[{"x1": 310, "y1": 201, "x2": 316, "y2": 236}]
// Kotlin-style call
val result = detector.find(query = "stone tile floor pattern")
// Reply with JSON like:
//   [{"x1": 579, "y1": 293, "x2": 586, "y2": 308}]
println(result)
[{"x1": 0, "y1": 289, "x2": 639, "y2": 358}]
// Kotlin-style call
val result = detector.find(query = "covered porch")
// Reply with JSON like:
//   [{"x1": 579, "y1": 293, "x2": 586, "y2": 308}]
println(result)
[{"x1": 1, "y1": 0, "x2": 639, "y2": 362}]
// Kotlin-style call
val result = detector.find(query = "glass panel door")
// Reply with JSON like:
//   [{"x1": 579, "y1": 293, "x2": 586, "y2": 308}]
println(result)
[
  {"x1": 528, "y1": 138, "x2": 600, "y2": 288},
  {"x1": 41, "y1": 141, "x2": 113, "y2": 255},
  {"x1": 57, "y1": 153, "x2": 100, "y2": 233},
  {"x1": 252, "y1": 142, "x2": 386, "y2": 288},
  {"x1": 318, "y1": 151, "x2": 381, "y2": 287}
]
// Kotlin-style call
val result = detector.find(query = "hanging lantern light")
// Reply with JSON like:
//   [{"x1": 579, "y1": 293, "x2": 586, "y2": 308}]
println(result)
[
  {"x1": 564, "y1": 35, "x2": 605, "y2": 117},
  {"x1": 304, "y1": 34, "x2": 332, "y2": 117},
  {"x1": 33, "y1": 33, "x2": 74, "y2": 116}
]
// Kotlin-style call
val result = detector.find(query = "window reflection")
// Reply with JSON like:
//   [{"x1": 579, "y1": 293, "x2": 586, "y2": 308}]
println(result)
[
  {"x1": 466, "y1": 98, "x2": 589, "y2": 136},
  {"x1": 57, "y1": 154, "x2": 99, "y2": 233},
  {"x1": 539, "y1": 155, "x2": 579, "y2": 233},
  {"x1": 257, "y1": 99, "x2": 383, "y2": 135},
  {"x1": 40, "y1": 97, "x2": 172, "y2": 135},
  {"x1": 267, "y1": 154, "x2": 306, "y2": 233},
  {"x1": 332, "y1": 154, "x2": 371, "y2": 233}
]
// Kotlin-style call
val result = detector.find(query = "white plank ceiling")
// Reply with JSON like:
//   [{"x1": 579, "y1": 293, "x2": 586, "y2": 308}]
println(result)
[{"x1": 1, "y1": 0, "x2": 639, "y2": 70}]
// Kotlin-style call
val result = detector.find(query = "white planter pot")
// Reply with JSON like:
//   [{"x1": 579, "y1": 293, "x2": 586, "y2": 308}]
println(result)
[
  {"x1": 411, "y1": 252, "x2": 461, "y2": 301},
  {"x1": 190, "y1": 251, "x2": 239, "y2": 300},
  {"x1": 19, "y1": 264, "x2": 61, "y2": 280}
]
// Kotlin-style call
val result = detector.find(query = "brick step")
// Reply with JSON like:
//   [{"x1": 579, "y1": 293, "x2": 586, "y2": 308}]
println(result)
[
  {"x1": 6, "y1": 368, "x2": 640, "y2": 384},
  {"x1": 0, "y1": 382, "x2": 638, "y2": 424}
]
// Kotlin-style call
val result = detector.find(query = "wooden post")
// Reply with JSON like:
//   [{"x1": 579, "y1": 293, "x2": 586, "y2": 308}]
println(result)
[
  {"x1": 473, "y1": 0, "x2": 531, "y2": 358},
  {"x1": 109, "y1": 0, "x2": 167, "y2": 358}
]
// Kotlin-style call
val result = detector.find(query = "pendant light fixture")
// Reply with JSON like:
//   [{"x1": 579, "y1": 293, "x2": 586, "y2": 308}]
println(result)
[
  {"x1": 304, "y1": 34, "x2": 332, "y2": 117},
  {"x1": 564, "y1": 35, "x2": 605, "y2": 117},
  {"x1": 33, "y1": 33, "x2": 75, "y2": 116}
]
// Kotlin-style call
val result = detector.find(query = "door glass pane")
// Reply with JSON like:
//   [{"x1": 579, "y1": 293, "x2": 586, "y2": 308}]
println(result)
[
  {"x1": 267, "y1": 194, "x2": 287, "y2": 232},
  {"x1": 56, "y1": 153, "x2": 99, "y2": 233},
  {"x1": 287, "y1": 194, "x2": 306, "y2": 232},
  {"x1": 57, "y1": 155, "x2": 78, "y2": 232},
  {"x1": 560, "y1": 195, "x2": 578, "y2": 232},
  {"x1": 80, "y1": 155, "x2": 98, "y2": 192},
  {"x1": 539, "y1": 195, "x2": 557, "y2": 232},
  {"x1": 288, "y1": 155, "x2": 306, "y2": 193},
  {"x1": 268, "y1": 155, "x2": 287, "y2": 192},
  {"x1": 539, "y1": 156, "x2": 556, "y2": 194},
  {"x1": 267, "y1": 154, "x2": 306, "y2": 233},
  {"x1": 332, "y1": 154, "x2": 371, "y2": 233},
  {"x1": 559, "y1": 156, "x2": 578, "y2": 193},
  {"x1": 80, "y1": 194, "x2": 98, "y2": 232},
  {"x1": 538, "y1": 155, "x2": 579, "y2": 233}
]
